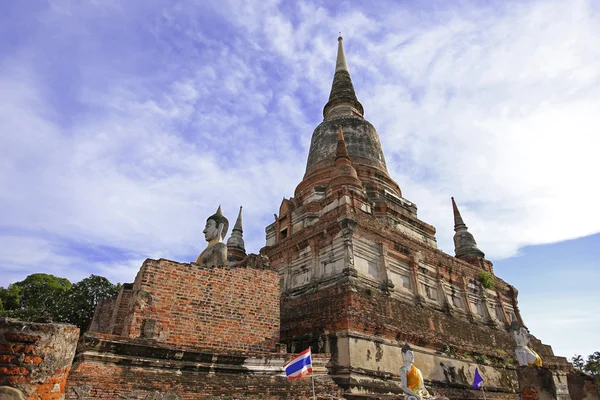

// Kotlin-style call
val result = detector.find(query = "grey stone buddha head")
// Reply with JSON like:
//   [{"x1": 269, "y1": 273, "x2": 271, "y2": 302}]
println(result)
[
  {"x1": 204, "y1": 205, "x2": 229, "y2": 242},
  {"x1": 401, "y1": 342, "x2": 415, "y2": 364}
]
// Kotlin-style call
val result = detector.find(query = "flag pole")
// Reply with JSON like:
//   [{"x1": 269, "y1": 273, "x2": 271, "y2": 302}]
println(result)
[
  {"x1": 481, "y1": 384, "x2": 487, "y2": 400},
  {"x1": 310, "y1": 347, "x2": 316, "y2": 400}
]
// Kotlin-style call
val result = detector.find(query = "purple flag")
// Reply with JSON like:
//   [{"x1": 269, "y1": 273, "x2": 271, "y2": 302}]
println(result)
[{"x1": 473, "y1": 367, "x2": 484, "y2": 389}]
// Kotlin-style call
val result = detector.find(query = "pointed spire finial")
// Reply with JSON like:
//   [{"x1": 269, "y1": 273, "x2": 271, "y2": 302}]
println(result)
[
  {"x1": 233, "y1": 206, "x2": 243, "y2": 232},
  {"x1": 451, "y1": 197, "x2": 466, "y2": 228},
  {"x1": 323, "y1": 37, "x2": 364, "y2": 119},
  {"x1": 227, "y1": 205, "x2": 246, "y2": 263},
  {"x1": 451, "y1": 197, "x2": 485, "y2": 260},
  {"x1": 336, "y1": 36, "x2": 349, "y2": 73},
  {"x1": 336, "y1": 125, "x2": 350, "y2": 160}
]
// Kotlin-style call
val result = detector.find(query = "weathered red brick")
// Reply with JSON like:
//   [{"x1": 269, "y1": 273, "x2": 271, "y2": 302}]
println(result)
[
  {"x1": 101, "y1": 257, "x2": 280, "y2": 353},
  {"x1": 4, "y1": 333, "x2": 41, "y2": 343},
  {"x1": 0, "y1": 366, "x2": 29, "y2": 375},
  {"x1": 23, "y1": 356, "x2": 44, "y2": 365},
  {"x1": 0, "y1": 354, "x2": 16, "y2": 363}
]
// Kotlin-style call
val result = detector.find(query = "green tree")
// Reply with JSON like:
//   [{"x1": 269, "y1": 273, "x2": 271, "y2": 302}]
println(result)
[
  {"x1": 0, "y1": 273, "x2": 72, "y2": 322},
  {"x1": 584, "y1": 351, "x2": 600, "y2": 384},
  {"x1": 0, "y1": 284, "x2": 22, "y2": 310},
  {"x1": 572, "y1": 354, "x2": 585, "y2": 372},
  {"x1": 571, "y1": 352, "x2": 600, "y2": 385},
  {"x1": 61, "y1": 275, "x2": 120, "y2": 331},
  {"x1": 0, "y1": 273, "x2": 120, "y2": 333}
]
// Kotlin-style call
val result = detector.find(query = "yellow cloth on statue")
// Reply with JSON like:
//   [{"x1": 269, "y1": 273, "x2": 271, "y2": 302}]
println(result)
[
  {"x1": 407, "y1": 364, "x2": 429, "y2": 397},
  {"x1": 529, "y1": 349, "x2": 542, "y2": 367}
]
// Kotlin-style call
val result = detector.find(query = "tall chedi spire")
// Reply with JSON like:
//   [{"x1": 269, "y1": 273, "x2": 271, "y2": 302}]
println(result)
[
  {"x1": 452, "y1": 197, "x2": 485, "y2": 259},
  {"x1": 323, "y1": 37, "x2": 364, "y2": 119},
  {"x1": 296, "y1": 37, "x2": 402, "y2": 202},
  {"x1": 227, "y1": 206, "x2": 246, "y2": 264}
]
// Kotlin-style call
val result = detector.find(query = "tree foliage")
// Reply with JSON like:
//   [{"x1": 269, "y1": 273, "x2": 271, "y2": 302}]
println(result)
[
  {"x1": 0, "y1": 284, "x2": 20, "y2": 310},
  {"x1": 0, "y1": 273, "x2": 119, "y2": 333},
  {"x1": 0, "y1": 273, "x2": 71, "y2": 322},
  {"x1": 571, "y1": 352, "x2": 600, "y2": 384},
  {"x1": 572, "y1": 354, "x2": 585, "y2": 372},
  {"x1": 61, "y1": 275, "x2": 121, "y2": 330}
]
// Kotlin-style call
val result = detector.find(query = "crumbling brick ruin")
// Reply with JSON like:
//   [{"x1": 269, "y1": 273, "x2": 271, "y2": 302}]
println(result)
[{"x1": 0, "y1": 318, "x2": 79, "y2": 400}]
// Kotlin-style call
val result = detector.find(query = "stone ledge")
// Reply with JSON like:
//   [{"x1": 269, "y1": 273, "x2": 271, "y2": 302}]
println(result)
[{"x1": 76, "y1": 333, "x2": 331, "y2": 376}]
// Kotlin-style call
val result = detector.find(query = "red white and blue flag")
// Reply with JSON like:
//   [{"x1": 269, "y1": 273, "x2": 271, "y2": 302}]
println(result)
[{"x1": 285, "y1": 348, "x2": 313, "y2": 380}]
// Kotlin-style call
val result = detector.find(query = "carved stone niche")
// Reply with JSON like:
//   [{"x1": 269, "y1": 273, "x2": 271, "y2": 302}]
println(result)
[{"x1": 141, "y1": 319, "x2": 157, "y2": 339}]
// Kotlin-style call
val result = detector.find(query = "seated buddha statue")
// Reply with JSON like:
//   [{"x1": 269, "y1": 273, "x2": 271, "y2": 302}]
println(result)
[
  {"x1": 511, "y1": 321, "x2": 542, "y2": 367},
  {"x1": 400, "y1": 343, "x2": 431, "y2": 400},
  {"x1": 195, "y1": 205, "x2": 229, "y2": 266}
]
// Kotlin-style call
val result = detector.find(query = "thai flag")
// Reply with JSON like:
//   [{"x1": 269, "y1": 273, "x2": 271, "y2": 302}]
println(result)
[{"x1": 285, "y1": 348, "x2": 313, "y2": 379}]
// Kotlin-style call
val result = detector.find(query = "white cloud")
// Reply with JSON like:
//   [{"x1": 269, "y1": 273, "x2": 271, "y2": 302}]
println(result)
[{"x1": 355, "y1": 0, "x2": 600, "y2": 258}]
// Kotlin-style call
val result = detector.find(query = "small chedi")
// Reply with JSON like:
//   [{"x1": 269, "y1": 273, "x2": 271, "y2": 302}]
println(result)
[
  {"x1": 512, "y1": 321, "x2": 543, "y2": 367},
  {"x1": 195, "y1": 204, "x2": 229, "y2": 266}
]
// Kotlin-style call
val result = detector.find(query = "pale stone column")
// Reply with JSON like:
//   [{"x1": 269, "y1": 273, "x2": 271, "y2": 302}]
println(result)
[
  {"x1": 460, "y1": 275, "x2": 475, "y2": 319},
  {"x1": 310, "y1": 239, "x2": 322, "y2": 280},
  {"x1": 436, "y1": 271, "x2": 452, "y2": 311},
  {"x1": 283, "y1": 253, "x2": 292, "y2": 292},
  {"x1": 479, "y1": 283, "x2": 496, "y2": 325},
  {"x1": 338, "y1": 217, "x2": 356, "y2": 274},
  {"x1": 409, "y1": 251, "x2": 423, "y2": 300},
  {"x1": 495, "y1": 289, "x2": 511, "y2": 325},
  {"x1": 509, "y1": 285, "x2": 526, "y2": 325},
  {"x1": 378, "y1": 243, "x2": 393, "y2": 293}
]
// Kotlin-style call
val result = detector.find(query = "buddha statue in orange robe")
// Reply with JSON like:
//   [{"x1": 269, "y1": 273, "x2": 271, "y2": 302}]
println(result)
[{"x1": 400, "y1": 343, "x2": 431, "y2": 400}]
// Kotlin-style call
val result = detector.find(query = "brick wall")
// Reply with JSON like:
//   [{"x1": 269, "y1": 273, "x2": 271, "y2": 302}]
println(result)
[
  {"x1": 281, "y1": 284, "x2": 350, "y2": 346},
  {"x1": 88, "y1": 298, "x2": 115, "y2": 333},
  {"x1": 121, "y1": 257, "x2": 280, "y2": 353},
  {"x1": 66, "y1": 362, "x2": 342, "y2": 400},
  {"x1": 0, "y1": 318, "x2": 79, "y2": 400},
  {"x1": 348, "y1": 283, "x2": 516, "y2": 357},
  {"x1": 281, "y1": 281, "x2": 517, "y2": 359},
  {"x1": 65, "y1": 333, "x2": 344, "y2": 400},
  {"x1": 567, "y1": 372, "x2": 600, "y2": 400},
  {"x1": 107, "y1": 283, "x2": 133, "y2": 335}
]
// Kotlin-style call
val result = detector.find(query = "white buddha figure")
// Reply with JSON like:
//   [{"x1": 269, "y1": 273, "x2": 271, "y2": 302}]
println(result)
[
  {"x1": 195, "y1": 205, "x2": 229, "y2": 266},
  {"x1": 511, "y1": 321, "x2": 542, "y2": 367},
  {"x1": 400, "y1": 343, "x2": 431, "y2": 400}
]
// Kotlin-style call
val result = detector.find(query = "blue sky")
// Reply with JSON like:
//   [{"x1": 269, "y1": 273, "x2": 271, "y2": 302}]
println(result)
[{"x1": 1, "y1": 0, "x2": 598, "y2": 359}]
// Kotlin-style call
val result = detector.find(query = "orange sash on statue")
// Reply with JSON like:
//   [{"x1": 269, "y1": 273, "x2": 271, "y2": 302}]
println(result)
[{"x1": 407, "y1": 364, "x2": 422, "y2": 391}]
